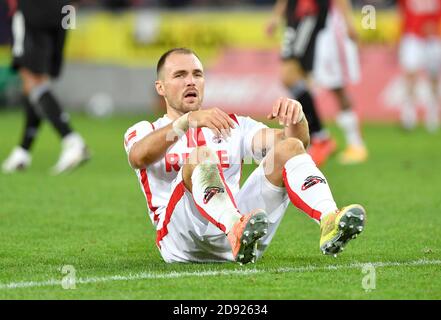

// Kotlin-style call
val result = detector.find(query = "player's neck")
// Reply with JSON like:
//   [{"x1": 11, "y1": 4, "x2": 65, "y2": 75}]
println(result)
[
  {"x1": 166, "y1": 107, "x2": 191, "y2": 121},
  {"x1": 166, "y1": 110, "x2": 181, "y2": 121}
]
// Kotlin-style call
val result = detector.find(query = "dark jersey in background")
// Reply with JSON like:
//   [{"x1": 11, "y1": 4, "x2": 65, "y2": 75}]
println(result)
[
  {"x1": 0, "y1": 1, "x2": 12, "y2": 44},
  {"x1": 285, "y1": 0, "x2": 330, "y2": 29},
  {"x1": 11, "y1": 0, "x2": 72, "y2": 77},
  {"x1": 18, "y1": 0, "x2": 71, "y2": 27},
  {"x1": 281, "y1": 0, "x2": 331, "y2": 70}
]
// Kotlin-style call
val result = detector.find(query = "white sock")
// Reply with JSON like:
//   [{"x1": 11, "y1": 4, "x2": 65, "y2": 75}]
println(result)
[
  {"x1": 336, "y1": 110, "x2": 364, "y2": 147},
  {"x1": 191, "y1": 163, "x2": 241, "y2": 233},
  {"x1": 282, "y1": 154, "x2": 338, "y2": 222},
  {"x1": 401, "y1": 100, "x2": 417, "y2": 130},
  {"x1": 62, "y1": 132, "x2": 85, "y2": 148}
]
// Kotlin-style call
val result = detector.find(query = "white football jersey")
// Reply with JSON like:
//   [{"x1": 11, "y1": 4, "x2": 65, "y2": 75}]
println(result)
[{"x1": 124, "y1": 114, "x2": 267, "y2": 227}]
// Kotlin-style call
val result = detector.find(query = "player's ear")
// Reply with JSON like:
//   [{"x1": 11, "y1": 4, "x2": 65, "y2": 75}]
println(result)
[{"x1": 155, "y1": 80, "x2": 165, "y2": 96}]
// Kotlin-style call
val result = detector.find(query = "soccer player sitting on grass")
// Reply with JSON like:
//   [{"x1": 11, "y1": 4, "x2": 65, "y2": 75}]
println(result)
[{"x1": 123, "y1": 48, "x2": 366, "y2": 264}]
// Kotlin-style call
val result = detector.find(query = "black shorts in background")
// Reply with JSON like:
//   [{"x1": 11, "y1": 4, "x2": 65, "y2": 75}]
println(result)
[
  {"x1": 11, "y1": 11, "x2": 67, "y2": 78},
  {"x1": 280, "y1": 15, "x2": 325, "y2": 72}
]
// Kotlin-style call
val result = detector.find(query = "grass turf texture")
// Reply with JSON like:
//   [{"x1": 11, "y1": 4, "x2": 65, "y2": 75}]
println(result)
[{"x1": 0, "y1": 111, "x2": 440, "y2": 299}]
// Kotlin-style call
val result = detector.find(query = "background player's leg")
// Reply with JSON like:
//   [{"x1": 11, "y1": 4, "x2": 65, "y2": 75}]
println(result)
[
  {"x1": 22, "y1": 69, "x2": 73, "y2": 138},
  {"x1": 20, "y1": 96, "x2": 42, "y2": 151},
  {"x1": 281, "y1": 60, "x2": 324, "y2": 136},
  {"x1": 425, "y1": 75, "x2": 440, "y2": 132},
  {"x1": 399, "y1": 35, "x2": 421, "y2": 131},
  {"x1": 1, "y1": 82, "x2": 43, "y2": 173},
  {"x1": 424, "y1": 39, "x2": 441, "y2": 132},
  {"x1": 280, "y1": 59, "x2": 336, "y2": 166},
  {"x1": 1, "y1": 95, "x2": 41, "y2": 173},
  {"x1": 334, "y1": 87, "x2": 368, "y2": 164},
  {"x1": 20, "y1": 68, "x2": 89, "y2": 174},
  {"x1": 401, "y1": 72, "x2": 418, "y2": 130}
]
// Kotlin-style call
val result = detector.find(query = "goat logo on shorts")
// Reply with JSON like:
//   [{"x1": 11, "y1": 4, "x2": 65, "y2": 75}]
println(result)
[
  {"x1": 212, "y1": 136, "x2": 223, "y2": 144},
  {"x1": 203, "y1": 186, "x2": 224, "y2": 204},
  {"x1": 301, "y1": 176, "x2": 326, "y2": 191}
]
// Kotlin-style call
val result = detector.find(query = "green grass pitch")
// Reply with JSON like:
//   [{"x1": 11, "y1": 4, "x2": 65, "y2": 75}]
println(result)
[{"x1": 0, "y1": 110, "x2": 440, "y2": 299}]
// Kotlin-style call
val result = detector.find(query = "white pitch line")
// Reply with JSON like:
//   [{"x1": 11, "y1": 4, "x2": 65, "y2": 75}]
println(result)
[{"x1": 1, "y1": 259, "x2": 440, "y2": 290}]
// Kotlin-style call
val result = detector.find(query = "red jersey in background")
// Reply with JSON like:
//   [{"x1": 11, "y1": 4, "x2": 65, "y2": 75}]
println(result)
[{"x1": 399, "y1": 0, "x2": 441, "y2": 37}]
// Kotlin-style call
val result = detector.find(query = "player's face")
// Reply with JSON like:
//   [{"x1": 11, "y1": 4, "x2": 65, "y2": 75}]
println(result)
[{"x1": 156, "y1": 53, "x2": 205, "y2": 114}]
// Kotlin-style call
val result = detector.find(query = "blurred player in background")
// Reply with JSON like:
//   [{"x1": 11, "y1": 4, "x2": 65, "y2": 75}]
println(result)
[
  {"x1": 397, "y1": 0, "x2": 441, "y2": 132},
  {"x1": 2, "y1": 0, "x2": 90, "y2": 174},
  {"x1": 0, "y1": 1, "x2": 12, "y2": 45},
  {"x1": 124, "y1": 48, "x2": 366, "y2": 264},
  {"x1": 267, "y1": 0, "x2": 367, "y2": 166},
  {"x1": 266, "y1": 0, "x2": 337, "y2": 167},
  {"x1": 313, "y1": 0, "x2": 368, "y2": 164}
]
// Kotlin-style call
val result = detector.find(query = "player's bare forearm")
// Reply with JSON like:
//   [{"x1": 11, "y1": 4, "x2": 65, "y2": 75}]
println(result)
[
  {"x1": 129, "y1": 123, "x2": 178, "y2": 169},
  {"x1": 283, "y1": 116, "x2": 310, "y2": 148},
  {"x1": 265, "y1": 97, "x2": 310, "y2": 149}
]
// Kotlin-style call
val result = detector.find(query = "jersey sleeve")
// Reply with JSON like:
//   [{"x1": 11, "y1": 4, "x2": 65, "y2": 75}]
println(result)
[
  {"x1": 235, "y1": 115, "x2": 268, "y2": 162},
  {"x1": 123, "y1": 121, "x2": 154, "y2": 155}
]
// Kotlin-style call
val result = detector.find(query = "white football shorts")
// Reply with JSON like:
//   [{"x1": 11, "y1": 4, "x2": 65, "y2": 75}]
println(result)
[
  {"x1": 156, "y1": 162, "x2": 290, "y2": 263},
  {"x1": 313, "y1": 26, "x2": 360, "y2": 89},
  {"x1": 399, "y1": 34, "x2": 441, "y2": 77}
]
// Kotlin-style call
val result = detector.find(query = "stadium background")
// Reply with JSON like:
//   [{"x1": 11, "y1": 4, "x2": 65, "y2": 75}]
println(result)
[
  {"x1": 1, "y1": 0, "x2": 441, "y2": 300},
  {"x1": 1, "y1": 0, "x2": 413, "y2": 121}
]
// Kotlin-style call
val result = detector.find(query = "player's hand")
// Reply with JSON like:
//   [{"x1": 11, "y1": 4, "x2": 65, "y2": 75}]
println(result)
[
  {"x1": 188, "y1": 108, "x2": 236, "y2": 139},
  {"x1": 267, "y1": 97, "x2": 304, "y2": 126},
  {"x1": 265, "y1": 18, "x2": 278, "y2": 37}
]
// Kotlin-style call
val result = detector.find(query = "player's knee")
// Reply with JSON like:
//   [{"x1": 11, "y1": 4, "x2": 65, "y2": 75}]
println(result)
[
  {"x1": 20, "y1": 70, "x2": 49, "y2": 96},
  {"x1": 27, "y1": 82, "x2": 52, "y2": 109},
  {"x1": 274, "y1": 137, "x2": 306, "y2": 165}
]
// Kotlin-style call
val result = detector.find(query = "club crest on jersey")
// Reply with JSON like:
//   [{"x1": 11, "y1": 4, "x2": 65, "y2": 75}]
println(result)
[
  {"x1": 212, "y1": 136, "x2": 223, "y2": 144},
  {"x1": 301, "y1": 175, "x2": 326, "y2": 190},
  {"x1": 203, "y1": 186, "x2": 224, "y2": 204}
]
